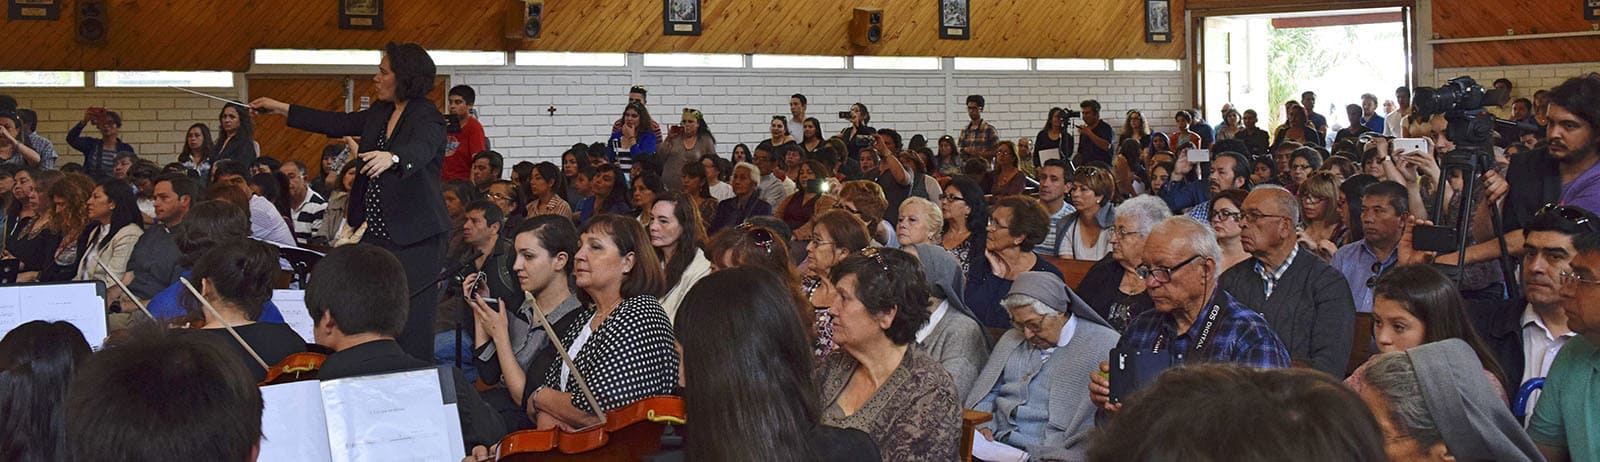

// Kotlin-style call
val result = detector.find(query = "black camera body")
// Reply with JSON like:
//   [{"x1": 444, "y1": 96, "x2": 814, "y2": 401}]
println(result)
[{"x1": 1059, "y1": 109, "x2": 1082, "y2": 122}]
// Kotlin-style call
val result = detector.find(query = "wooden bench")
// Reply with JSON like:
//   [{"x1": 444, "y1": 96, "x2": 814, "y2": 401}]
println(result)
[
  {"x1": 1041, "y1": 255, "x2": 1097, "y2": 289},
  {"x1": 960, "y1": 409, "x2": 993, "y2": 462},
  {"x1": 1345, "y1": 313, "x2": 1376, "y2": 377}
]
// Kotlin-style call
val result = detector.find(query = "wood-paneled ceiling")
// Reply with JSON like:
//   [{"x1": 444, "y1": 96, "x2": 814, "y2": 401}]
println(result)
[{"x1": 1, "y1": 0, "x2": 1185, "y2": 71}]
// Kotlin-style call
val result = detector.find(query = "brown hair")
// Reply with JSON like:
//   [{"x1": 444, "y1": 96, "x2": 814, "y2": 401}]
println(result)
[
  {"x1": 44, "y1": 173, "x2": 93, "y2": 236},
  {"x1": 705, "y1": 224, "x2": 811, "y2": 328},
  {"x1": 1072, "y1": 164, "x2": 1114, "y2": 204},
  {"x1": 579, "y1": 214, "x2": 666, "y2": 299},
  {"x1": 1299, "y1": 170, "x2": 1342, "y2": 225},
  {"x1": 810, "y1": 209, "x2": 871, "y2": 254},
  {"x1": 836, "y1": 180, "x2": 887, "y2": 234},
  {"x1": 992, "y1": 195, "x2": 1051, "y2": 252}
]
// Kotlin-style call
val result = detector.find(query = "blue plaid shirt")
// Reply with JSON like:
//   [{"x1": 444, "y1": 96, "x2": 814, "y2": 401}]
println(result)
[
  {"x1": 1252, "y1": 246, "x2": 1300, "y2": 299},
  {"x1": 1116, "y1": 289, "x2": 1291, "y2": 368}
]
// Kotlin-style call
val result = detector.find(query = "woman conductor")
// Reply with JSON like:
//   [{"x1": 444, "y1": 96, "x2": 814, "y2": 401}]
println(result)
[{"x1": 251, "y1": 42, "x2": 450, "y2": 360}]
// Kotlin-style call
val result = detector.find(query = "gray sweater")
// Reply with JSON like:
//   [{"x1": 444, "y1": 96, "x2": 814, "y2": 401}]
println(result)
[
  {"x1": 916, "y1": 303, "x2": 990, "y2": 399},
  {"x1": 1218, "y1": 252, "x2": 1356, "y2": 377}
]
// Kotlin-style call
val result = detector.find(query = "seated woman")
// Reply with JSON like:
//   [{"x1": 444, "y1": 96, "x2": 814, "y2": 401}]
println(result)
[
  {"x1": 1297, "y1": 171, "x2": 1346, "y2": 260},
  {"x1": 1356, "y1": 340, "x2": 1542, "y2": 461},
  {"x1": 902, "y1": 243, "x2": 988, "y2": 398},
  {"x1": 836, "y1": 180, "x2": 895, "y2": 247},
  {"x1": 527, "y1": 214, "x2": 677, "y2": 430},
  {"x1": 75, "y1": 179, "x2": 144, "y2": 291},
  {"x1": 707, "y1": 162, "x2": 770, "y2": 234},
  {"x1": 467, "y1": 215, "x2": 585, "y2": 432},
  {"x1": 983, "y1": 141, "x2": 1026, "y2": 197},
  {"x1": 895, "y1": 197, "x2": 941, "y2": 248},
  {"x1": 6, "y1": 169, "x2": 62, "y2": 278},
  {"x1": 1346, "y1": 264, "x2": 1507, "y2": 401},
  {"x1": 180, "y1": 239, "x2": 307, "y2": 382},
  {"x1": 818, "y1": 247, "x2": 960, "y2": 462},
  {"x1": 575, "y1": 164, "x2": 631, "y2": 223},
  {"x1": 1209, "y1": 189, "x2": 1252, "y2": 271},
  {"x1": 939, "y1": 176, "x2": 987, "y2": 274},
  {"x1": 676, "y1": 161, "x2": 718, "y2": 232},
  {"x1": 801, "y1": 210, "x2": 871, "y2": 358},
  {"x1": 670, "y1": 267, "x2": 879, "y2": 461},
  {"x1": 650, "y1": 192, "x2": 712, "y2": 320},
  {"x1": 1075, "y1": 195, "x2": 1170, "y2": 332},
  {"x1": 1057, "y1": 165, "x2": 1115, "y2": 261},
  {"x1": 629, "y1": 171, "x2": 663, "y2": 225},
  {"x1": 35, "y1": 173, "x2": 94, "y2": 282},
  {"x1": 965, "y1": 196, "x2": 1063, "y2": 330},
  {"x1": 0, "y1": 320, "x2": 92, "y2": 462},
  {"x1": 777, "y1": 160, "x2": 833, "y2": 231},
  {"x1": 145, "y1": 200, "x2": 285, "y2": 324}
]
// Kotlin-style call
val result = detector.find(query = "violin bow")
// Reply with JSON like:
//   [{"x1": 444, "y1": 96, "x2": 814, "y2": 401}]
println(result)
[
  {"x1": 180, "y1": 277, "x2": 270, "y2": 371},
  {"x1": 523, "y1": 294, "x2": 608, "y2": 428},
  {"x1": 94, "y1": 257, "x2": 156, "y2": 322}
]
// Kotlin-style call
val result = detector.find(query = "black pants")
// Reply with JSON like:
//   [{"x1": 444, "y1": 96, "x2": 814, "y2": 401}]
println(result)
[{"x1": 368, "y1": 232, "x2": 446, "y2": 361}]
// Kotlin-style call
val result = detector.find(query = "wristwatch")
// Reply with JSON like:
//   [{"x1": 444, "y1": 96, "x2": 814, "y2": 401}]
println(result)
[{"x1": 390, "y1": 154, "x2": 400, "y2": 168}]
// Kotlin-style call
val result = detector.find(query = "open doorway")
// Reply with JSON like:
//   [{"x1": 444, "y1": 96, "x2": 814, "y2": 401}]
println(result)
[{"x1": 1198, "y1": 8, "x2": 1411, "y2": 142}]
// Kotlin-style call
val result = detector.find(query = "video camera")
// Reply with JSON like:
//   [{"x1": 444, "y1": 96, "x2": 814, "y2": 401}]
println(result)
[{"x1": 1059, "y1": 109, "x2": 1082, "y2": 124}]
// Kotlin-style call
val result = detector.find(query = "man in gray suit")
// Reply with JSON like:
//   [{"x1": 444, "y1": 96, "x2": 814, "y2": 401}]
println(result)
[
  {"x1": 967, "y1": 272, "x2": 1120, "y2": 461},
  {"x1": 1220, "y1": 185, "x2": 1355, "y2": 376}
]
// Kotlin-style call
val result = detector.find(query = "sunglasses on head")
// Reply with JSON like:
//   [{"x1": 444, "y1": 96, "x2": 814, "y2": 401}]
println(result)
[
  {"x1": 860, "y1": 246, "x2": 890, "y2": 271},
  {"x1": 1537, "y1": 203, "x2": 1599, "y2": 232},
  {"x1": 736, "y1": 222, "x2": 775, "y2": 252}
]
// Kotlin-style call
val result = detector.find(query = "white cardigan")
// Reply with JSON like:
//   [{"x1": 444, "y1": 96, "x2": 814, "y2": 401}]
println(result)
[{"x1": 658, "y1": 248, "x2": 713, "y2": 324}]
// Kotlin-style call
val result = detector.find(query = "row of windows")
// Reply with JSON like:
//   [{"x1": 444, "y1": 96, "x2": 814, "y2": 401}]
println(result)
[{"x1": 0, "y1": 51, "x2": 1180, "y2": 87}]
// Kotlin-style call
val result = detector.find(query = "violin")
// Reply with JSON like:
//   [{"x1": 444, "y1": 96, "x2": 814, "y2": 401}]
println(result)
[
  {"x1": 259, "y1": 351, "x2": 327, "y2": 386},
  {"x1": 494, "y1": 395, "x2": 685, "y2": 461}
]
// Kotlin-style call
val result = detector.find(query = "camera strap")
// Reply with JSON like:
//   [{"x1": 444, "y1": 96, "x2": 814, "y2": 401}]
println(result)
[{"x1": 1151, "y1": 301, "x2": 1222, "y2": 362}]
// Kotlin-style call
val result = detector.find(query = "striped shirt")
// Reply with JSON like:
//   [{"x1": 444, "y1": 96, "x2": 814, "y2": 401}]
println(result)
[{"x1": 290, "y1": 190, "x2": 327, "y2": 245}]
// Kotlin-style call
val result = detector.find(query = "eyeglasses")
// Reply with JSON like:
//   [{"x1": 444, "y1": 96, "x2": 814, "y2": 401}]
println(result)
[
  {"x1": 942, "y1": 195, "x2": 966, "y2": 203},
  {"x1": 1537, "y1": 203, "x2": 1600, "y2": 232},
  {"x1": 486, "y1": 192, "x2": 513, "y2": 202},
  {"x1": 860, "y1": 246, "x2": 890, "y2": 271},
  {"x1": 1210, "y1": 209, "x2": 1242, "y2": 223},
  {"x1": 1136, "y1": 255, "x2": 1205, "y2": 283},
  {"x1": 986, "y1": 219, "x2": 1009, "y2": 230},
  {"x1": 833, "y1": 202, "x2": 868, "y2": 220},
  {"x1": 737, "y1": 222, "x2": 774, "y2": 253},
  {"x1": 1240, "y1": 210, "x2": 1292, "y2": 224},
  {"x1": 1110, "y1": 226, "x2": 1142, "y2": 238},
  {"x1": 1561, "y1": 270, "x2": 1600, "y2": 286}
]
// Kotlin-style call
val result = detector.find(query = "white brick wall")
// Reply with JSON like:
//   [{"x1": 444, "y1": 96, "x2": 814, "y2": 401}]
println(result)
[
  {"x1": 5, "y1": 88, "x2": 230, "y2": 166},
  {"x1": 1434, "y1": 62, "x2": 1600, "y2": 100}
]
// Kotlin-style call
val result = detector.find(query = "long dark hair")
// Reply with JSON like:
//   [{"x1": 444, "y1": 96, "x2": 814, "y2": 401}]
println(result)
[
  {"x1": 942, "y1": 175, "x2": 988, "y2": 235},
  {"x1": 594, "y1": 163, "x2": 630, "y2": 213},
  {"x1": 676, "y1": 268, "x2": 819, "y2": 462},
  {"x1": 652, "y1": 192, "x2": 705, "y2": 291},
  {"x1": 179, "y1": 123, "x2": 215, "y2": 165},
  {"x1": 384, "y1": 42, "x2": 437, "y2": 102},
  {"x1": 182, "y1": 239, "x2": 279, "y2": 321},
  {"x1": 1372, "y1": 264, "x2": 1505, "y2": 380},
  {"x1": 622, "y1": 102, "x2": 656, "y2": 136},
  {"x1": 532, "y1": 161, "x2": 565, "y2": 204},
  {"x1": 0, "y1": 320, "x2": 91, "y2": 462},
  {"x1": 251, "y1": 173, "x2": 291, "y2": 218},
  {"x1": 95, "y1": 179, "x2": 143, "y2": 250},
  {"x1": 216, "y1": 104, "x2": 254, "y2": 146}
]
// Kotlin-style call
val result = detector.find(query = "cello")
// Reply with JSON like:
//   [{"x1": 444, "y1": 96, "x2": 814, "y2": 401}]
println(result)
[{"x1": 488, "y1": 296, "x2": 686, "y2": 461}]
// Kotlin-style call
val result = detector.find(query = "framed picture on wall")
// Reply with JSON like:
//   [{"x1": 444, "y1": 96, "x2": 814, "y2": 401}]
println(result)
[
  {"x1": 8, "y1": 0, "x2": 60, "y2": 20},
  {"x1": 664, "y1": 0, "x2": 701, "y2": 35},
  {"x1": 940, "y1": 0, "x2": 969, "y2": 39},
  {"x1": 1588, "y1": 0, "x2": 1600, "y2": 20},
  {"x1": 1145, "y1": 0, "x2": 1171, "y2": 43},
  {"x1": 339, "y1": 0, "x2": 383, "y2": 30}
]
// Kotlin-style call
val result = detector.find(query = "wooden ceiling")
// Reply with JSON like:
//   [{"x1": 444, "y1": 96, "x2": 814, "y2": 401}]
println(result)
[
  {"x1": 0, "y1": 0, "x2": 1185, "y2": 71},
  {"x1": 1430, "y1": 0, "x2": 1600, "y2": 67}
]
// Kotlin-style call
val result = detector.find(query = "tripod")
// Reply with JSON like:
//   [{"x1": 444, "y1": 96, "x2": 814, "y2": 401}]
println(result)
[{"x1": 1421, "y1": 108, "x2": 1520, "y2": 300}]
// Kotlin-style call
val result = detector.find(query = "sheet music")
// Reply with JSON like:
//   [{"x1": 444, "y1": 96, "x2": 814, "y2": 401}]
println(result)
[
  {"x1": 971, "y1": 430, "x2": 1029, "y2": 462},
  {"x1": 272, "y1": 290, "x2": 316, "y2": 343},
  {"x1": 1037, "y1": 147, "x2": 1061, "y2": 163},
  {"x1": 259, "y1": 381, "x2": 334, "y2": 462},
  {"x1": 0, "y1": 283, "x2": 107, "y2": 348},
  {"x1": 322, "y1": 368, "x2": 464, "y2": 461}
]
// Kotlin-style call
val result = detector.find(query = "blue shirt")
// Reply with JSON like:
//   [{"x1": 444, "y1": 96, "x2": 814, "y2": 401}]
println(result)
[
  {"x1": 964, "y1": 256, "x2": 1063, "y2": 329},
  {"x1": 147, "y1": 270, "x2": 285, "y2": 324},
  {"x1": 1116, "y1": 289, "x2": 1290, "y2": 368},
  {"x1": 1330, "y1": 239, "x2": 1398, "y2": 313},
  {"x1": 1361, "y1": 114, "x2": 1386, "y2": 133}
]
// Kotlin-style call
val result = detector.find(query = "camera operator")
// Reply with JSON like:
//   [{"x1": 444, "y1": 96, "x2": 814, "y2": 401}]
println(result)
[
  {"x1": 838, "y1": 102, "x2": 875, "y2": 166},
  {"x1": 1075, "y1": 100, "x2": 1117, "y2": 168},
  {"x1": 1431, "y1": 74, "x2": 1600, "y2": 268}
]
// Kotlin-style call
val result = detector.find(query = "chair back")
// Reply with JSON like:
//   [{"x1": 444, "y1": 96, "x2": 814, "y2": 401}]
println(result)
[{"x1": 279, "y1": 246, "x2": 324, "y2": 289}]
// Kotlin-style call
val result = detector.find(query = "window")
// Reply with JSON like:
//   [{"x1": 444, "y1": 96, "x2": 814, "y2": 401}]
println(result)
[
  {"x1": 427, "y1": 51, "x2": 507, "y2": 66},
  {"x1": 1036, "y1": 58, "x2": 1109, "y2": 71},
  {"x1": 0, "y1": 71, "x2": 85, "y2": 87},
  {"x1": 641, "y1": 53, "x2": 743, "y2": 68},
  {"x1": 852, "y1": 56, "x2": 940, "y2": 70},
  {"x1": 1111, "y1": 59, "x2": 1181, "y2": 71},
  {"x1": 514, "y1": 51, "x2": 627, "y2": 67},
  {"x1": 254, "y1": 49, "x2": 382, "y2": 65},
  {"x1": 95, "y1": 71, "x2": 234, "y2": 88},
  {"x1": 751, "y1": 54, "x2": 847, "y2": 69},
  {"x1": 953, "y1": 57, "x2": 1029, "y2": 71}
]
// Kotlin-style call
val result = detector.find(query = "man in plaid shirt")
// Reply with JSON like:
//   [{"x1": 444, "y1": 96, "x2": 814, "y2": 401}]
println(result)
[{"x1": 960, "y1": 95, "x2": 998, "y2": 162}]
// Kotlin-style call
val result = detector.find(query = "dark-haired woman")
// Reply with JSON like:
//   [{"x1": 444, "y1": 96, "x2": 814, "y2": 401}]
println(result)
[
  {"x1": 214, "y1": 104, "x2": 258, "y2": 166},
  {"x1": 526, "y1": 214, "x2": 677, "y2": 430},
  {"x1": 964, "y1": 196, "x2": 1063, "y2": 330},
  {"x1": 318, "y1": 161, "x2": 359, "y2": 244},
  {"x1": 465, "y1": 215, "x2": 585, "y2": 431},
  {"x1": 778, "y1": 161, "x2": 834, "y2": 231},
  {"x1": 75, "y1": 179, "x2": 144, "y2": 293},
  {"x1": 561, "y1": 147, "x2": 590, "y2": 207},
  {"x1": 524, "y1": 162, "x2": 571, "y2": 219},
  {"x1": 252, "y1": 42, "x2": 452, "y2": 360},
  {"x1": 678, "y1": 161, "x2": 718, "y2": 232},
  {"x1": 651, "y1": 193, "x2": 711, "y2": 320},
  {"x1": 1345, "y1": 264, "x2": 1507, "y2": 402},
  {"x1": 818, "y1": 247, "x2": 960, "y2": 462},
  {"x1": 608, "y1": 102, "x2": 658, "y2": 176},
  {"x1": 1031, "y1": 108, "x2": 1074, "y2": 171},
  {"x1": 803, "y1": 210, "x2": 872, "y2": 358},
  {"x1": 630, "y1": 172, "x2": 664, "y2": 226},
  {"x1": 667, "y1": 268, "x2": 881, "y2": 462},
  {"x1": 178, "y1": 123, "x2": 216, "y2": 182},
  {"x1": 181, "y1": 239, "x2": 307, "y2": 382},
  {"x1": 940, "y1": 176, "x2": 988, "y2": 275},
  {"x1": 838, "y1": 103, "x2": 874, "y2": 161},
  {"x1": 0, "y1": 320, "x2": 91, "y2": 462},
  {"x1": 576, "y1": 163, "x2": 631, "y2": 223}
]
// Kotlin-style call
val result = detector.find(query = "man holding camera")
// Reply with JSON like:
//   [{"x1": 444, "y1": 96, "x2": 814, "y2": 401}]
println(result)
[
  {"x1": 1074, "y1": 100, "x2": 1116, "y2": 168},
  {"x1": 443, "y1": 85, "x2": 487, "y2": 182},
  {"x1": 67, "y1": 107, "x2": 135, "y2": 181},
  {"x1": 0, "y1": 109, "x2": 44, "y2": 167},
  {"x1": 1089, "y1": 217, "x2": 1289, "y2": 412}
]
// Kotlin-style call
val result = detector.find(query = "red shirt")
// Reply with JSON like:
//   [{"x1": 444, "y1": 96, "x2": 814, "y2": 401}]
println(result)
[{"x1": 442, "y1": 116, "x2": 485, "y2": 181}]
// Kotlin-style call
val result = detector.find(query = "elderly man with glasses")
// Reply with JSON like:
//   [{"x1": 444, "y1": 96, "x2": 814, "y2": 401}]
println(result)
[
  {"x1": 1089, "y1": 216, "x2": 1289, "y2": 413},
  {"x1": 1219, "y1": 185, "x2": 1355, "y2": 377}
]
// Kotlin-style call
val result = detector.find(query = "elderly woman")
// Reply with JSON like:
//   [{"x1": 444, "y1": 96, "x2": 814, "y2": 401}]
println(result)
[
  {"x1": 837, "y1": 180, "x2": 894, "y2": 247},
  {"x1": 903, "y1": 243, "x2": 988, "y2": 398},
  {"x1": 1056, "y1": 165, "x2": 1115, "y2": 261},
  {"x1": 803, "y1": 210, "x2": 872, "y2": 358},
  {"x1": 1298, "y1": 170, "x2": 1345, "y2": 260},
  {"x1": 895, "y1": 196, "x2": 941, "y2": 248},
  {"x1": 1356, "y1": 340, "x2": 1542, "y2": 461},
  {"x1": 818, "y1": 247, "x2": 961, "y2": 462},
  {"x1": 650, "y1": 192, "x2": 712, "y2": 321},
  {"x1": 1075, "y1": 195, "x2": 1170, "y2": 332},
  {"x1": 526, "y1": 214, "x2": 678, "y2": 430},
  {"x1": 965, "y1": 196, "x2": 1063, "y2": 330},
  {"x1": 708, "y1": 162, "x2": 771, "y2": 234},
  {"x1": 940, "y1": 176, "x2": 988, "y2": 275}
]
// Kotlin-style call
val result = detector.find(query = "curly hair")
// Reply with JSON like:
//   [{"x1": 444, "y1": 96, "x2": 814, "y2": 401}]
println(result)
[{"x1": 828, "y1": 247, "x2": 931, "y2": 345}]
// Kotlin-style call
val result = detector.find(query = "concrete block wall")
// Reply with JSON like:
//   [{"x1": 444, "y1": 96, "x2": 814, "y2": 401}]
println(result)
[
  {"x1": 6, "y1": 88, "x2": 228, "y2": 166},
  {"x1": 1434, "y1": 62, "x2": 1600, "y2": 99}
]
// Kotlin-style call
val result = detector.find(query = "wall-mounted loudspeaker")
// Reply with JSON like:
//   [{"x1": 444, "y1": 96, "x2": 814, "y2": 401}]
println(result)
[
  {"x1": 77, "y1": 0, "x2": 108, "y2": 45},
  {"x1": 504, "y1": 0, "x2": 544, "y2": 40},
  {"x1": 850, "y1": 7, "x2": 882, "y2": 47}
]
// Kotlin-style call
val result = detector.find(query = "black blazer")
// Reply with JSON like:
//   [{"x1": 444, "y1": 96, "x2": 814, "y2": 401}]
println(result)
[
  {"x1": 215, "y1": 133, "x2": 257, "y2": 167},
  {"x1": 320, "y1": 339, "x2": 506, "y2": 448},
  {"x1": 287, "y1": 99, "x2": 450, "y2": 246},
  {"x1": 1466, "y1": 297, "x2": 1527, "y2": 396}
]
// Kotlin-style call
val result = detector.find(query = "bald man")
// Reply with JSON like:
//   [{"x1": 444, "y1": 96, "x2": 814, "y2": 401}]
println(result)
[{"x1": 1217, "y1": 186, "x2": 1355, "y2": 376}]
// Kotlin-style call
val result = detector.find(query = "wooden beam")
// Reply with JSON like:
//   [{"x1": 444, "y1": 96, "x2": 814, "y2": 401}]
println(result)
[{"x1": 1271, "y1": 12, "x2": 1403, "y2": 29}]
